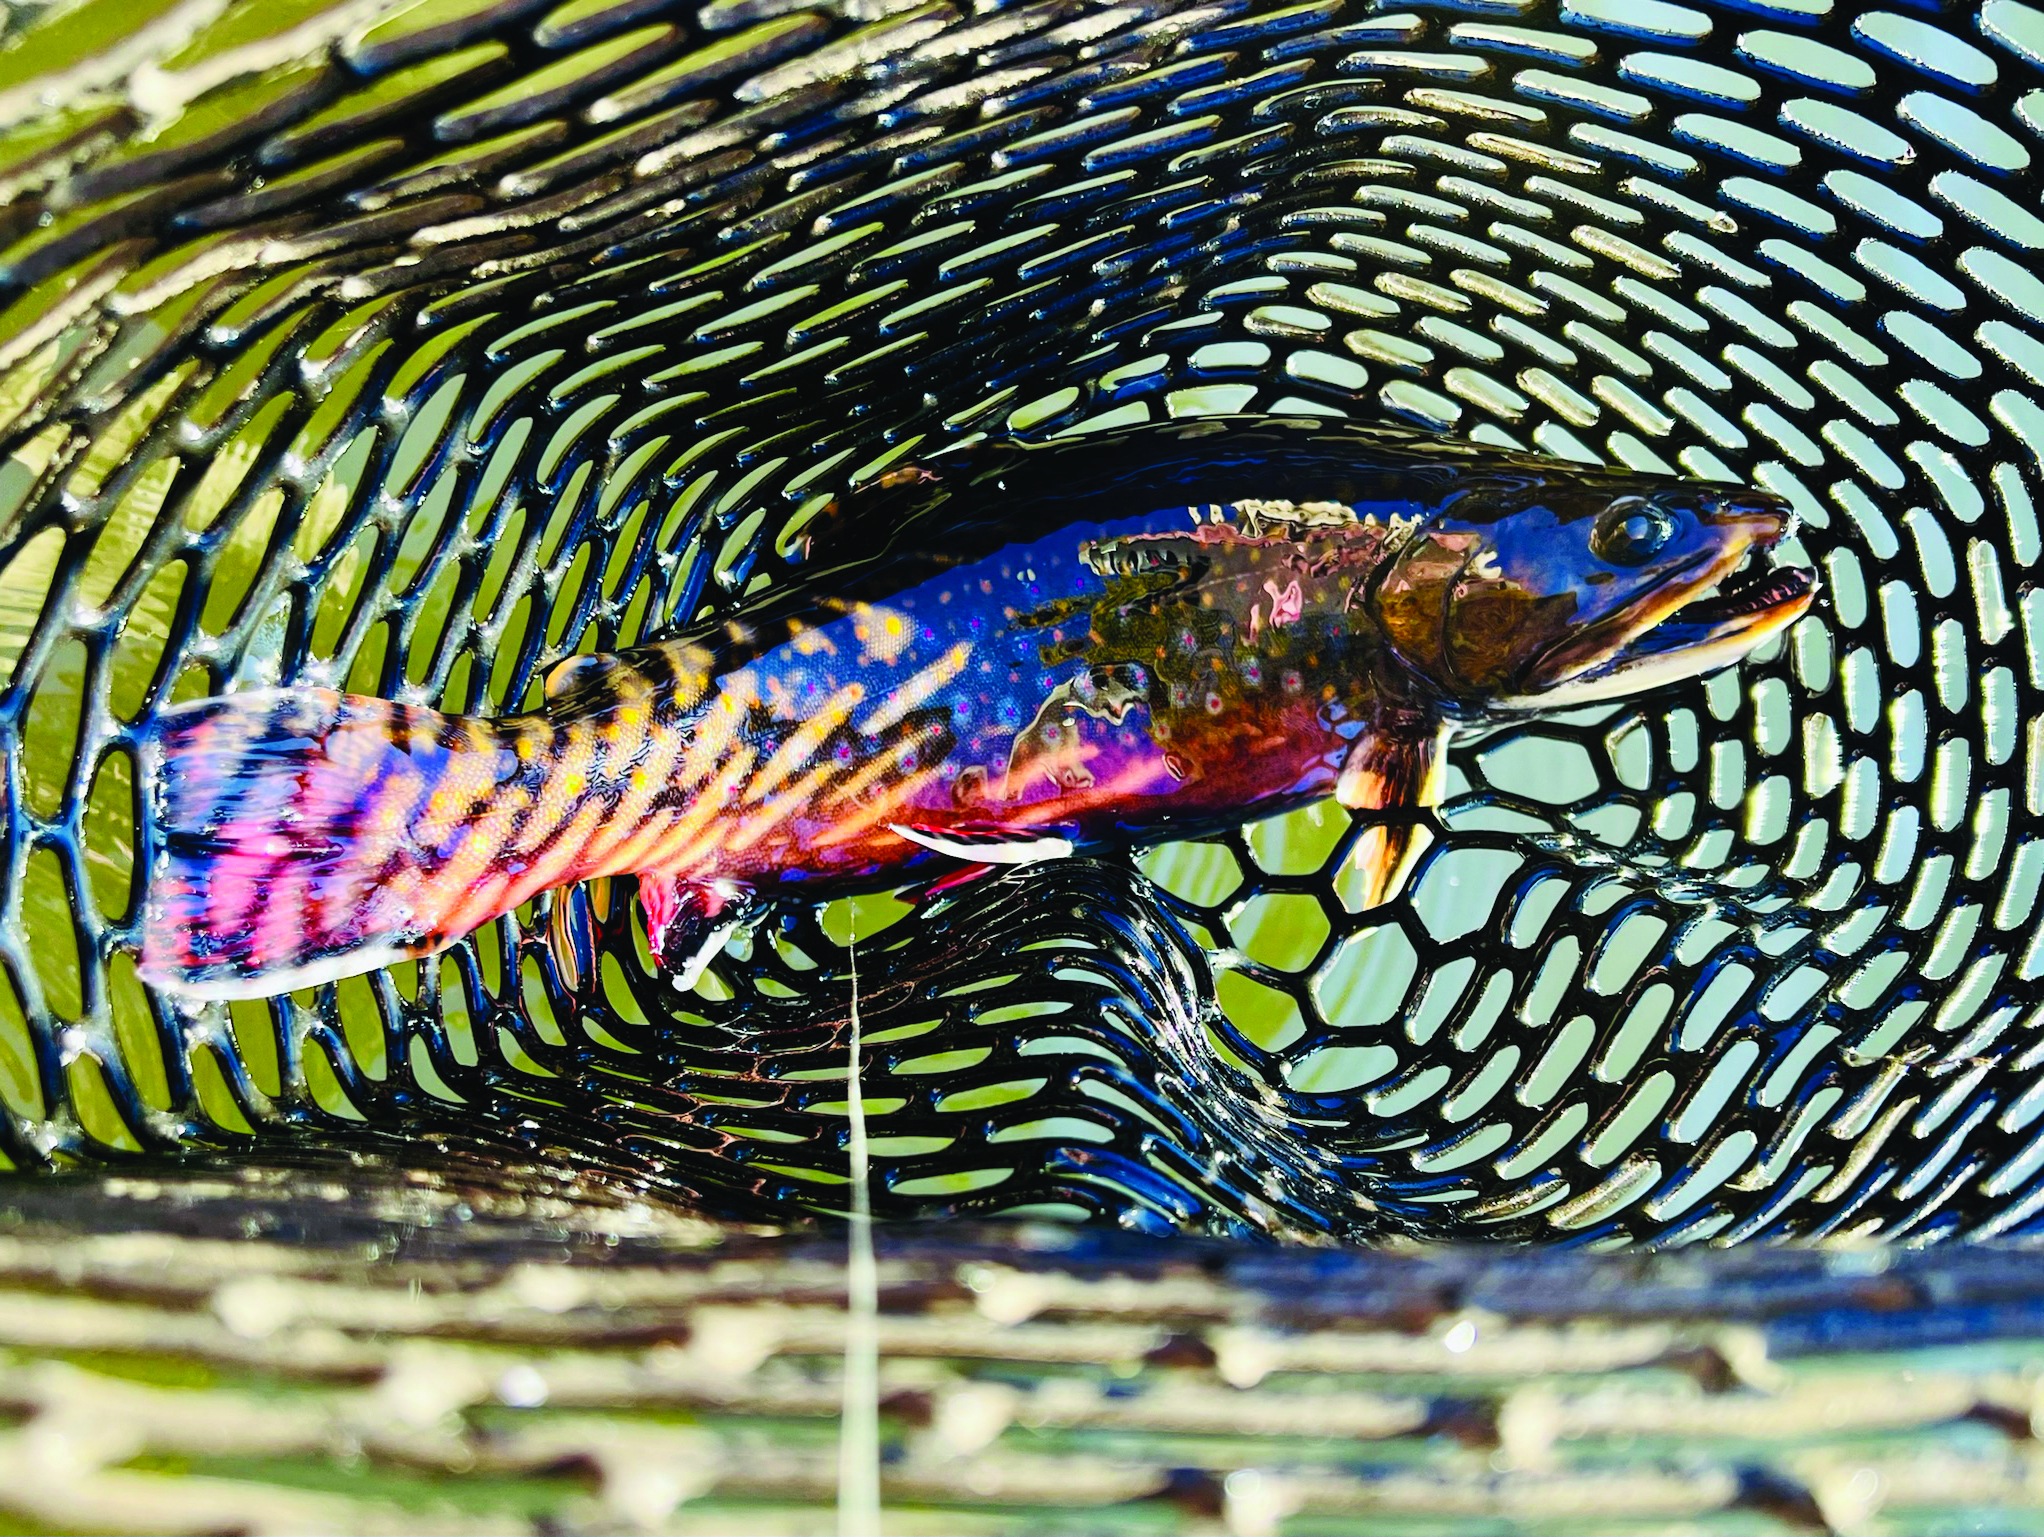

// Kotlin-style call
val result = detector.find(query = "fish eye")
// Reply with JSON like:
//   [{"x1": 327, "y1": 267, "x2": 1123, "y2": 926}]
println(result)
[{"x1": 1590, "y1": 499, "x2": 1676, "y2": 567}]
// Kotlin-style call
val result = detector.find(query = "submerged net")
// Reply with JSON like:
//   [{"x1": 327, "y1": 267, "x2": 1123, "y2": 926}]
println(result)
[
  {"x1": 10, "y1": 1174, "x2": 2044, "y2": 1535},
  {"x1": 0, "y1": 0, "x2": 2039, "y2": 1245}
]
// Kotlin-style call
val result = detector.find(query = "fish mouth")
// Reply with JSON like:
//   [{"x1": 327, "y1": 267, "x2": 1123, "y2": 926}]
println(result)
[
  {"x1": 1498, "y1": 539, "x2": 1819, "y2": 711},
  {"x1": 1646, "y1": 560, "x2": 1818, "y2": 638}
]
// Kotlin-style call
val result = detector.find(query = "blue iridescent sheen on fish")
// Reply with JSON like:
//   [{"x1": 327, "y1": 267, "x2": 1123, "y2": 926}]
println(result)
[{"x1": 138, "y1": 417, "x2": 1815, "y2": 1001}]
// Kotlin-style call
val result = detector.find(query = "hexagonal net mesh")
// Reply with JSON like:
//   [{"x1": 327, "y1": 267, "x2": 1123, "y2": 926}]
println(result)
[{"x1": 0, "y1": 0, "x2": 2038, "y2": 1245}]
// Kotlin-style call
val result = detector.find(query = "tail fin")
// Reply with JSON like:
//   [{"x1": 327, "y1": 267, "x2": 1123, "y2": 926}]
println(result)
[{"x1": 139, "y1": 688, "x2": 519, "y2": 1001}]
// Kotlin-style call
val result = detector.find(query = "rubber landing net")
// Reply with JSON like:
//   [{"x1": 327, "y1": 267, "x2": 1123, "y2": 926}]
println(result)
[{"x1": 0, "y1": 0, "x2": 2038, "y2": 1245}]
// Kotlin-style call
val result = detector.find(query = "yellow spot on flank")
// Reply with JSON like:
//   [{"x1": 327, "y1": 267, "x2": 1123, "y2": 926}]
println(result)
[
  {"x1": 415, "y1": 786, "x2": 468, "y2": 847},
  {"x1": 715, "y1": 670, "x2": 760, "y2": 717},
  {"x1": 853, "y1": 603, "x2": 912, "y2": 665}
]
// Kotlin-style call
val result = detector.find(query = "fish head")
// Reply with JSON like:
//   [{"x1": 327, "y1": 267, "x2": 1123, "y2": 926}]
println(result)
[{"x1": 1371, "y1": 472, "x2": 1818, "y2": 716}]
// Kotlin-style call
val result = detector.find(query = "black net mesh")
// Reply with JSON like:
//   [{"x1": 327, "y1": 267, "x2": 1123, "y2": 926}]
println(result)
[{"x1": 0, "y1": 0, "x2": 2040, "y2": 1245}]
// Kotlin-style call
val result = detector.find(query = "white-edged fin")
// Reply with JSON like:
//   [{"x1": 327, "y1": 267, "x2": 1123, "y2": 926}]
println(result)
[
  {"x1": 888, "y1": 823, "x2": 1075, "y2": 865},
  {"x1": 671, "y1": 915, "x2": 746, "y2": 993},
  {"x1": 638, "y1": 874, "x2": 762, "y2": 990},
  {"x1": 1334, "y1": 720, "x2": 1452, "y2": 912}
]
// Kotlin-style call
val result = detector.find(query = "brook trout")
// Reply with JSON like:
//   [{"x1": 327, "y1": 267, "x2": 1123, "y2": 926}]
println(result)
[{"x1": 140, "y1": 417, "x2": 1816, "y2": 1001}]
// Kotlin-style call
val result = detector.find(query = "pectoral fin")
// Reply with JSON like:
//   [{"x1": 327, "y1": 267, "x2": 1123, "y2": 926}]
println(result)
[{"x1": 1335, "y1": 721, "x2": 1452, "y2": 912}]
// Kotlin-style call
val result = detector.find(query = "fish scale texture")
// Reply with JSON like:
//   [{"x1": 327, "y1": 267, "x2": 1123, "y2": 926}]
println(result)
[{"x1": 0, "y1": 0, "x2": 2035, "y2": 1247}]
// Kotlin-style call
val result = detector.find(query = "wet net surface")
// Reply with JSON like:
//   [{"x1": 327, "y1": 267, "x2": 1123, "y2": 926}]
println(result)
[
  {"x1": 6, "y1": 1168, "x2": 2044, "y2": 1535},
  {"x1": 0, "y1": 0, "x2": 2038, "y2": 1245}
]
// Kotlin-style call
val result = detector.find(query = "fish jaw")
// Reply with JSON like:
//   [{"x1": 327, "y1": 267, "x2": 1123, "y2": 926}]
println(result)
[{"x1": 1489, "y1": 549, "x2": 1817, "y2": 713}]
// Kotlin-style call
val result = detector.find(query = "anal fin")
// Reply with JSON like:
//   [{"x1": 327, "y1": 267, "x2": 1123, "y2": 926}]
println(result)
[
  {"x1": 637, "y1": 872, "x2": 686, "y2": 962},
  {"x1": 636, "y1": 874, "x2": 762, "y2": 992},
  {"x1": 1334, "y1": 719, "x2": 1452, "y2": 913}
]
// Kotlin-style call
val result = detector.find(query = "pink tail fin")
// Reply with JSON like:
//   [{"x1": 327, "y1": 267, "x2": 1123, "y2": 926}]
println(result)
[{"x1": 139, "y1": 688, "x2": 519, "y2": 1001}]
